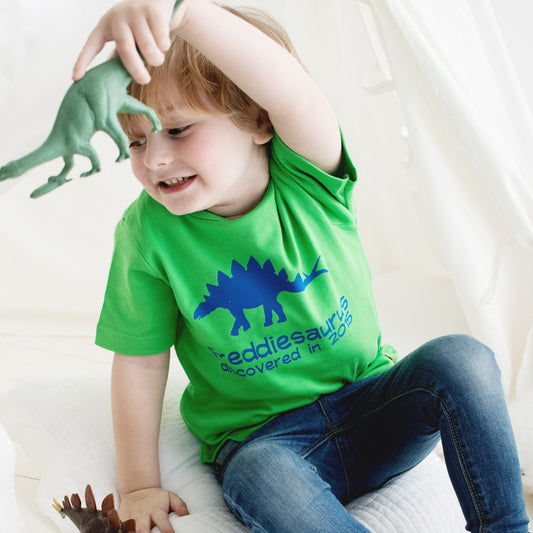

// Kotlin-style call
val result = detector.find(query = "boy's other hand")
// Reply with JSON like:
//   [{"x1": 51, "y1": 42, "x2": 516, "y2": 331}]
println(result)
[
  {"x1": 72, "y1": 0, "x2": 182, "y2": 84},
  {"x1": 118, "y1": 487, "x2": 189, "y2": 533}
]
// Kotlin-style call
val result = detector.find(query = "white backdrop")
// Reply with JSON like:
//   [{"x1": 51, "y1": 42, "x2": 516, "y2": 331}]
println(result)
[
  {"x1": 358, "y1": 0, "x2": 533, "y2": 400},
  {"x1": 1, "y1": 0, "x2": 532, "y2": 402}
]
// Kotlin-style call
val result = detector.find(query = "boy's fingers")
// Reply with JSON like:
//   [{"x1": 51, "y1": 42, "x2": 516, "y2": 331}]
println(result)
[
  {"x1": 169, "y1": 492, "x2": 189, "y2": 516},
  {"x1": 114, "y1": 26, "x2": 152, "y2": 84},
  {"x1": 72, "y1": 30, "x2": 106, "y2": 80},
  {"x1": 152, "y1": 510, "x2": 176, "y2": 533},
  {"x1": 131, "y1": 17, "x2": 166, "y2": 66},
  {"x1": 129, "y1": 515, "x2": 153, "y2": 533},
  {"x1": 72, "y1": 2, "x2": 176, "y2": 82},
  {"x1": 147, "y1": 10, "x2": 172, "y2": 53}
]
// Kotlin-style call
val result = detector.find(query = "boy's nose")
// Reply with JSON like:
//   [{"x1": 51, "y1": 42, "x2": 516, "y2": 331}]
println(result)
[{"x1": 143, "y1": 134, "x2": 174, "y2": 169}]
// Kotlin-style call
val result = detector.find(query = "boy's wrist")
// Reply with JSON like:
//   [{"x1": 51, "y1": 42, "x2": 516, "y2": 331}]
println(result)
[
  {"x1": 115, "y1": 455, "x2": 162, "y2": 497},
  {"x1": 173, "y1": 0, "x2": 211, "y2": 35},
  {"x1": 117, "y1": 477, "x2": 162, "y2": 498}
]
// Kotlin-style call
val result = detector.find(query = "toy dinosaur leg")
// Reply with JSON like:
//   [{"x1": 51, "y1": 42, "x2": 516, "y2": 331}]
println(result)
[
  {"x1": 30, "y1": 155, "x2": 74, "y2": 198},
  {"x1": 119, "y1": 96, "x2": 162, "y2": 133},
  {"x1": 77, "y1": 144, "x2": 101, "y2": 177},
  {"x1": 103, "y1": 116, "x2": 133, "y2": 162}
]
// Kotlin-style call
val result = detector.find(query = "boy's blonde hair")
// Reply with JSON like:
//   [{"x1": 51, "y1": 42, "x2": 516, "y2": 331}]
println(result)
[{"x1": 119, "y1": 6, "x2": 303, "y2": 138}]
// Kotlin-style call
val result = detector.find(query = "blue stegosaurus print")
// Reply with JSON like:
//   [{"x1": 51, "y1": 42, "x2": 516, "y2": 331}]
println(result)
[{"x1": 194, "y1": 256, "x2": 328, "y2": 336}]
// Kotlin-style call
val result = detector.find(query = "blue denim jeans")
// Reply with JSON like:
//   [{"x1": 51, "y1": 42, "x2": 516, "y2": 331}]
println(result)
[{"x1": 213, "y1": 335, "x2": 529, "y2": 533}]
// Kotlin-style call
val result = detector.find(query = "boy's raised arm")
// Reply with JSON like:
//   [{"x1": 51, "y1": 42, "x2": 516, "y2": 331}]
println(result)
[
  {"x1": 74, "y1": 0, "x2": 341, "y2": 174},
  {"x1": 176, "y1": 0, "x2": 342, "y2": 174}
]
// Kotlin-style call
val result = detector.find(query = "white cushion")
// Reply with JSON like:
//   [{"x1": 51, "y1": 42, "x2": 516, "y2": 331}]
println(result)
[
  {"x1": 0, "y1": 423, "x2": 21, "y2": 532},
  {"x1": 0, "y1": 363, "x2": 466, "y2": 532}
]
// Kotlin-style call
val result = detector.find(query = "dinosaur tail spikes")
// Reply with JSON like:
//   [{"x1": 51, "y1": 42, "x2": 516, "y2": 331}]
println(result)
[
  {"x1": 53, "y1": 485, "x2": 137, "y2": 532},
  {"x1": 101, "y1": 492, "x2": 116, "y2": 514},
  {"x1": 106, "y1": 509, "x2": 123, "y2": 531},
  {"x1": 293, "y1": 273, "x2": 304, "y2": 286},
  {"x1": 63, "y1": 495, "x2": 72, "y2": 510},
  {"x1": 122, "y1": 518, "x2": 137, "y2": 532},
  {"x1": 307, "y1": 255, "x2": 328, "y2": 279},
  {"x1": 85, "y1": 484, "x2": 97, "y2": 512},
  {"x1": 310, "y1": 255, "x2": 321, "y2": 274},
  {"x1": 295, "y1": 256, "x2": 328, "y2": 290},
  {"x1": 71, "y1": 493, "x2": 82, "y2": 509},
  {"x1": 52, "y1": 498, "x2": 64, "y2": 515}
]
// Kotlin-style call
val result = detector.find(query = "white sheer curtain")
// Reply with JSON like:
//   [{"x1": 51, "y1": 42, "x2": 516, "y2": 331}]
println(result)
[{"x1": 357, "y1": 0, "x2": 533, "y2": 399}]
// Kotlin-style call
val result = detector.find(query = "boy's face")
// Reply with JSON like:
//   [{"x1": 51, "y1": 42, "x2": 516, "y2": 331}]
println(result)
[{"x1": 128, "y1": 103, "x2": 272, "y2": 218}]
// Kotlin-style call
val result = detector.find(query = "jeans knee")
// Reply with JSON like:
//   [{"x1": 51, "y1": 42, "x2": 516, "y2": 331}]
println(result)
[
  {"x1": 415, "y1": 334, "x2": 501, "y2": 391},
  {"x1": 439, "y1": 333, "x2": 495, "y2": 366},
  {"x1": 223, "y1": 441, "x2": 300, "y2": 502},
  {"x1": 221, "y1": 441, "x2": 333, "y2": 532}
]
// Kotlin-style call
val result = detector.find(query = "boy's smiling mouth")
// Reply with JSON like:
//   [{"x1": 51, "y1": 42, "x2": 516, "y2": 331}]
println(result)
[{"x1": 158, "y1": 175, "x2": 197, "y2": 193}]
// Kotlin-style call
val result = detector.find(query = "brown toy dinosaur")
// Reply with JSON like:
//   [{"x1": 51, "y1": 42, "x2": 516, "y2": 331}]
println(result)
[{"x1": 53, "y1": 485, "x2": 136, "y2": 533}]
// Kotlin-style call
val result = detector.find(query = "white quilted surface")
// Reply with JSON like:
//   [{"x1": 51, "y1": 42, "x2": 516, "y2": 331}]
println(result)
[
  {"x1": 0, "y1": 365, "x2": 466, "y2": 532},
  {"x1": 0, "y1": 423, "x2": 21, "y2": 532}
]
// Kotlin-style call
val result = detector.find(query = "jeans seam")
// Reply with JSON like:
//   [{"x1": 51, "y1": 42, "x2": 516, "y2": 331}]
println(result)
[
  {"x1": 224, "y1": 493, "x2": 268, "y2": 533},
  {"x1": 318, "y1": 383, "x2": 488, "y2": 528},
  {"x1": 352, "y1": 384, "x2": 487, "y2": 531},
  {"x1": 440, "y1": 399, "x2": 486, "y2": 532},
  {"x1": 298, "y1": 399, "x2": 334, "y2": 458},
  {"x1": 301, "y1": 398, "x2": 351, "y2": 502}
]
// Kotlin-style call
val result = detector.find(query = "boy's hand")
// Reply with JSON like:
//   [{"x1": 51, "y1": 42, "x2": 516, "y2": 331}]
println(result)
[
  {"x1": 73, "y1": 0, "x2": 185, "y2": 84},
  {"x1": 119, "y1": 487, "x2": 189, "y2": 533}
]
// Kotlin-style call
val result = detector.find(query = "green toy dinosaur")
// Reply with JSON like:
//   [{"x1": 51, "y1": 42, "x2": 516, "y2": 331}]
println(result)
[
  {"x1": 0, "y1": 0, "x2": 183, "y2": 198},
  {"x1": 0, "y1": 56, "x2": 161, "y2": 198}
]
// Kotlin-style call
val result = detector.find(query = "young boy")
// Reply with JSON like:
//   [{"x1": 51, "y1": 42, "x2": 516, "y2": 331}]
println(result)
[{"x1": 74, "y1": 1, "x2": 529, "y2": 532}]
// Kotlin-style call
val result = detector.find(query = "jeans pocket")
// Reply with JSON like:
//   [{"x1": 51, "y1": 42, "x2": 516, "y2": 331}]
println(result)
[{"x1": 213, "y1": 439, "x2": 242, "y2": 484}]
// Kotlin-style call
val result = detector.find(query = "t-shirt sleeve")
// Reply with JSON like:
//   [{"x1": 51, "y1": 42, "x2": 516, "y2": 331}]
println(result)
[
  {"x1": 95, "y1": 219, "x2": 179, "y2": 355},
  {"x1": 269, "y1": 127, "x2": 358, "y2": 211}
]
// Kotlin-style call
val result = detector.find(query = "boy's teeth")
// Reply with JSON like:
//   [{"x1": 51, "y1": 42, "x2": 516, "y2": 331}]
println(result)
[{"x1": 162, "y1": 176, "x2": 192, "y2": 186}]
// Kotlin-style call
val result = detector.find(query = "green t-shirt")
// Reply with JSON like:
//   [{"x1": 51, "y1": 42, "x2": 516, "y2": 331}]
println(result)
[{"x1": 96, "y1": 132, "x2": 397, "y2": 463}]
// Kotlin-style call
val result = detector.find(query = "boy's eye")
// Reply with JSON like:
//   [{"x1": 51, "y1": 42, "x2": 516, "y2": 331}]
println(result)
[
  {"x1": 129, "y1": 138, "x2": 146, "y2": 149},
  {"x1": 167, "y1": 125, "x2": 190, "y2": 136}
]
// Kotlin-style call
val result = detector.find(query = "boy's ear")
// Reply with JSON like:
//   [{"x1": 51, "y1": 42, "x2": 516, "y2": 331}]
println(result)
[
  {"x1": 253, "y1": 109, "x2": 274, "y2": 145},
  {"x1": 253, "y1": 131, "x2": 274, "y2": 145}
]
